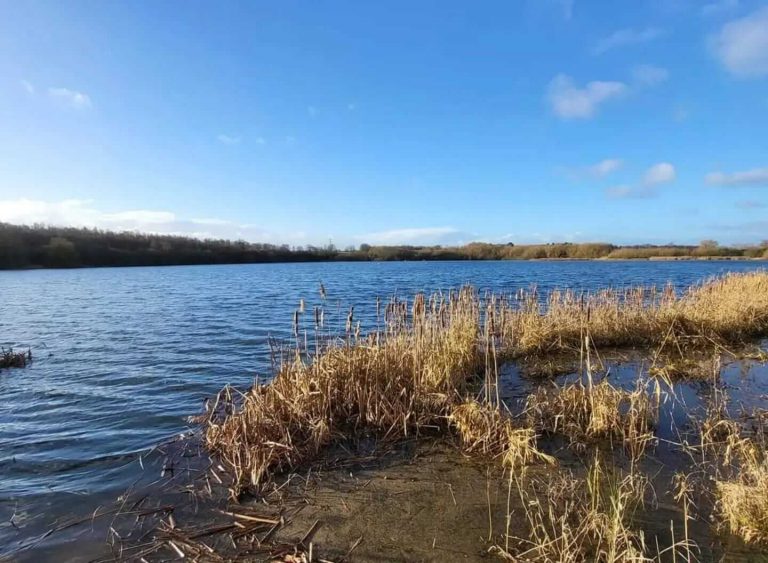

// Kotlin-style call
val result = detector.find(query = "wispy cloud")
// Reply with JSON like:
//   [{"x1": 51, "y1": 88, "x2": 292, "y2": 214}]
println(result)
[
  {"x1": 701, "y1": 0, "x2": 739, "y2": 17},
  {"x1": 593, "y1": 27, "x2": 664, "y2": 55},
  {"x1": 0, "y1": 198, "x2": 309, "y2": 244},
  {"x1": 547, "y1": 74, "x2": 627, "y2": 119},
  {"x1": 735, "y1": 200, "x2": 766, "y2": 209},
  {"x1": 48, "y1": 87, "x2": 92, "y2": 109},
  {"x1": 711, "y1": 6, "x2": 768, "y2": 77},
  {"x1": 354, "y1": 227, "x2": 463, "y2": 245},
  {"x1": 572, "y1": 158, "x2": 624, "y2": 179},
  {"x1": 706, "y1": 167, "x2": 768, "y2": 186},
  {"x1": 606, "y1": 162, "x2": 676, "y2": 199},
  {"x1": 632, "y1": 64, "x2": 669, "y2": 87},
  {"x1": 20, "y1": 80, "x2": 35, "y2": 95},
  {"x1": 217, "y1": 134, "x2": 241, "y2": 145}
]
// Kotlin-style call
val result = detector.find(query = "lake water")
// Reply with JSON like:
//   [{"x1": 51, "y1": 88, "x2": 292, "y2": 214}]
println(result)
[{"x1": 1, "y1": 259, "x2": 766, "y2": 556}]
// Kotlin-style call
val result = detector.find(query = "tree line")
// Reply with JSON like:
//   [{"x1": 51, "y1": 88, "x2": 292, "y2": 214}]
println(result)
[{"x1": 0, "y1": 222, "x2": 766, "y2": 270}]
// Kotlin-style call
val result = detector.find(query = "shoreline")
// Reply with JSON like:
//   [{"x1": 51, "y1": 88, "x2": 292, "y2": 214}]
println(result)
[{"x1": 1, "y1": 255, "x2": 765, "y2": 272}]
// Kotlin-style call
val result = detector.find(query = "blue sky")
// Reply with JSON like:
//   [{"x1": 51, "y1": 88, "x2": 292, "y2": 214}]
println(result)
[{"x1": 1, "y1": 0, "x2": 767, "y2": 247}]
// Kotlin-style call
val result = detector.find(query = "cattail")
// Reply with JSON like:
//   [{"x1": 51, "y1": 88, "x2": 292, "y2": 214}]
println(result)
[
  {"x1": 314, "y1": 306, "x2": 321, "y2": 330},
  {"x1": 299, "y1": 298, "x2": 305, "y2": 313},
  {"x1": 345, "y1": 306, "x2": 354, "y2": 333},
  {"x1": 319, "y1": 282, "x2": 327, "y2": 300},
  {"x1": 293, "y1": 310, "x2": 299, "y2": 338}
]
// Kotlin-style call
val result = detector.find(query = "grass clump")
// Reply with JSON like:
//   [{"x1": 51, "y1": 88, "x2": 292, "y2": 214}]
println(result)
[
  {"x1": 496, "y1": 459, "x2": 660, "y2": 562},
  {"x1": 715, "y1": 443, "x2": 768, "y2": 544},
  {"x1": 1, "y1": 347, "x2": 31, "y2": 369},
  {"x1": 501, "y1": 271, "x2": 768, "y2": 357},
  {"x1": 526, "y1": 377, "x2": 656, "y2": 458},
  {"x1": 451, "y1": 400, "x2": 555, "y2": 469},
  {"x1": 205, "y1": 288, "x2": 488, "y2": 494}
]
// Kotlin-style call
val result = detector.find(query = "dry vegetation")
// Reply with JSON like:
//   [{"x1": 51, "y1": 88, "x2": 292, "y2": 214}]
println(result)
[
  {"x1": 525, "y1": 377, "x2": 657, "y2": 459},
  {"x1": 500, "y1": 271, "x2": 768, "y2": 357},
  {"x1": 196, "y1": 271, "x2": 768, "y2": 559},
  {"x1": 0, "y1": 347, "x2": 30, "y2": 369}
]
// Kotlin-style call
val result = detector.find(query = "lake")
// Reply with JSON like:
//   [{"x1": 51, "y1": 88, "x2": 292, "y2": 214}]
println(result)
[{"x1": 1, "y1": 259, "x2": 766, "y2": 556}]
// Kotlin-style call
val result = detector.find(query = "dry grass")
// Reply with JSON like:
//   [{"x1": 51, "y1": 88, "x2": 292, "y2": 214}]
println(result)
[
  {"x1": 495, "y1": 459, "x2": 660, "y2": 562},
  {"x1": 715, "y1": 442, "x2": 768, "y2": 544},
  {"x1": 450, "y1": 400, "x2": 555, "y2": 470},
  {"x1": 499, "y1": 271, "x2": 768, "y2": 357},
  {"x1": 525, "y1": 377, "x2": 657, "y2": 459},
  {"x1": 205, "y1": 288, "x2": 487, "y2": 494}
]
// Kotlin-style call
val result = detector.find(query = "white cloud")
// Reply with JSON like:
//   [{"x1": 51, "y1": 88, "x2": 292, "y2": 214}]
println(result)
[
  {"x1": 706, "y1": 168, "x2": 768, "y2": 186},
  {"x1": 584, "y1": 158, "x2": 624, "y2": 178},
  {"x1": 217, "y1": 134, "x2": 241, "y2": 145},
  {"x1": 593, "y1": 27, "x2": 663, "y2": 55},
  {"x1": 711, "y1": 7, "x2": 768, "y2": 77},
  {"x1": 632, "y1": 64, "x2": 669, "y2": 87},
  {"x1": 643, "y1": 162, "x2": 676, "y2": 186},
  {"x1": 0, "y1": 198, "x2": 308, "y2": 244},
  {"x1": 547, "y1": 74, "x2": 627, "y2": 119},
  {"x1": 20, "y1": 80, "x2": 35, "y2": 95},
  {"x1": 48, "y1": 87, "x2": 91, "y2": 109},
  {"x1": 355, "y1": 227, "x2": 462, "y2": 245},
  {"x1": 605, "y1": 162, "x2": 675, "y2": 199}
]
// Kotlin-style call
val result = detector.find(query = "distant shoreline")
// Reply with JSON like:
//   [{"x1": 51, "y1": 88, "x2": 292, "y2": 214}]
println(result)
[
  {"x1": 1, "y1": 222, "x2": 766, "y2": 270},
  {"x1": 2, "y1": 255, "x2": 766, "y2": 272}
]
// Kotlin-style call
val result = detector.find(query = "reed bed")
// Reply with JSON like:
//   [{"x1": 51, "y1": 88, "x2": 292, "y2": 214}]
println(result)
[
  {"x1": 205, "y1": 288, "x2": 489, "y2": 494},
  {"x1": 200, "y1": 270, "x2": 768, "y2": 556},
  {"x1": 499, "y1": 271, "x2": 768, "y2": 357}
]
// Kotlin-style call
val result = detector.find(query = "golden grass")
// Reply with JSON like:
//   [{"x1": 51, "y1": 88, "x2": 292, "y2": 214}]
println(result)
[
  {"x1": 205, "y1": 288, "x2": 487, "y2": 494},
  {"x1": 499, "y1": 271, "x2": 768, "y2": 357},
  {"x1": 495, "y1": 459, "x2": 658, "y2": 562},
  {"x1": 450, "y1": 400, "x2": 555, "y2": 470},
  {"x1": 525, "y1": 378, "x2": 656, "y2": 459},
  {"x1": 715, "y1": 442, "x2": 768, "y2": 544}
]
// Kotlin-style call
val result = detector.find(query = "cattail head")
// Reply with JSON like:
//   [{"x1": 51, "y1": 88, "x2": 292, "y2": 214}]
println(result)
[
  {"x1": 319, "y1": 282, "x2": 327, "y2": 300},
  {"x1": 345, "y1": 306, "x2": 354, "y2": 333},
  {"x1": 299, "y1": 299, "x2": 305, "y2": 313}
]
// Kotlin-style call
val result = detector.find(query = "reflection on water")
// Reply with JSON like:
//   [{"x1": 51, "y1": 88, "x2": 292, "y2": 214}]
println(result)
[{"x1": 0, "y1": 260, "x2": 766, "y2": 557}]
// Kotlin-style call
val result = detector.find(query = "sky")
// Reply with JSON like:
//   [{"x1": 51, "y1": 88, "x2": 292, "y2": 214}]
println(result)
[{"x1": 1, "y1": 0, "x2": 767, "y2": 247}]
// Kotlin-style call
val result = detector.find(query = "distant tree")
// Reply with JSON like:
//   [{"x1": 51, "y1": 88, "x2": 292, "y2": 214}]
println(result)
[{"x1": 45, "y1": 236, "x2": 79, "y2": 268}]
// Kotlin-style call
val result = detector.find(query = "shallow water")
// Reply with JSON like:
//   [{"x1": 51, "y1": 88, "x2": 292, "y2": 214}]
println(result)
[{"x1": 1, "y1": 259, "x2": 766, "y2": 557}]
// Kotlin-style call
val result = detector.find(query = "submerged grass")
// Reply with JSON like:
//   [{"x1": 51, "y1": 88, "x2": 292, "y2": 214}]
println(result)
[{"x1": 525, "y1": 377, "x2": 657, "y2": 460}]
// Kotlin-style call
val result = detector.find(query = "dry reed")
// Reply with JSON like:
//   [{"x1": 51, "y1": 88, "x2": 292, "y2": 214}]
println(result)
[{"x1": 500, "y1": 271, "x2": 768, "y2": 357}]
